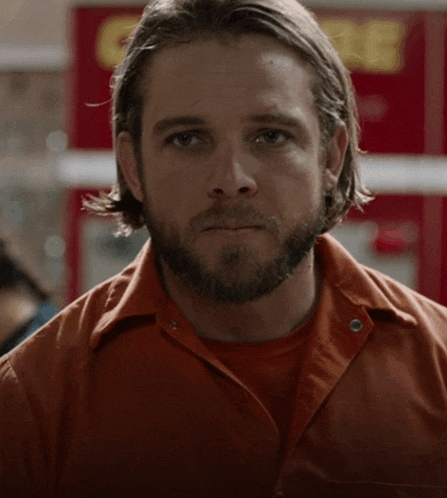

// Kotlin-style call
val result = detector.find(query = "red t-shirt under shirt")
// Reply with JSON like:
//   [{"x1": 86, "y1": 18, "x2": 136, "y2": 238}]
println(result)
[{"x1": 201, "y1": 317, "x2": 314, "y2": 445}]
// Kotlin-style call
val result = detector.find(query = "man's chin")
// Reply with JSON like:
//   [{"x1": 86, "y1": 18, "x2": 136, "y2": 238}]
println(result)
[
  {"x1": 170, "y1": 249, "x2": 294, "y2": 304},
  {"x1": 193, "y1": 233, "x2": 274, "y2": 261},
  {"x1": 200, "y1": 267, "x2": 262, "y2": 290},
  {"x1": 194, "y1": 246, "x2": 273, "y2": 279}
]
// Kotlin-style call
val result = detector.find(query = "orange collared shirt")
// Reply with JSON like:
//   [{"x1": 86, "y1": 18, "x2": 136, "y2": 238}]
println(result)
[{"x1": 1, "y1": 234, "x2": 446, "y2": 498}]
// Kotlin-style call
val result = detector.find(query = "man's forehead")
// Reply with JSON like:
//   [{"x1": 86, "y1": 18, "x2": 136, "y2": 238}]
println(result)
[
  {"x1": 140, "y1": 33, "x2": 312, "y2": 88},
  {"x1": 137, "y1": 34, "x2": 318, "y2": 137},
  {"x1": 141, "y1": 35, "x2": 313, "y2": 97}
]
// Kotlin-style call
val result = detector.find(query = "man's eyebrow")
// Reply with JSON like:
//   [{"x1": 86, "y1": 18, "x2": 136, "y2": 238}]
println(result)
[
  {"x1": 245, "y1": 113, "x2": 307, "y2": 130},
  {"x1": 152, "y1": 116, "x2": 207, "y2": 137},
  {"x1": 151, "y1": 112, "x2": 311, "y2": 138},
  {"x1": 246, "y1": 112, "x2": 312, "y2": 143}
]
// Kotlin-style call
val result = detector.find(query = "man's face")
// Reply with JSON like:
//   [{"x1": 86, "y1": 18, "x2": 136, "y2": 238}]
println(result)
[{"x1": 118, "y1": 34, "x2": 346, "y2": 303}]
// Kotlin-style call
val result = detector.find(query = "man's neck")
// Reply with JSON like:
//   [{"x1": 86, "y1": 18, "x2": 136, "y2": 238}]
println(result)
[{"x1": 160, "y1": 251, "x2": 320, "y2": 343}]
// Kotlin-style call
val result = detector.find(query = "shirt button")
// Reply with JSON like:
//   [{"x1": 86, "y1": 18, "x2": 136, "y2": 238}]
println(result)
[
  {"x1": 168, "y1": 320, "x2": 178, "y2": 330},
  {"x1": 349, "y1": 319, "x2": 363, "y2": 332}
]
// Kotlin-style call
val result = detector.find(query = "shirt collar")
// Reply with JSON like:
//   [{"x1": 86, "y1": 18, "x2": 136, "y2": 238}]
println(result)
[
  {"x1": 90, "y1": 232, "x2": 418, "y2": 349},
  {"x1": 89, "y1": 239, "x2": 168, "y2": 349},
  {"x1": 316, "y1": 234, "x2": 417, "y2": 327}
]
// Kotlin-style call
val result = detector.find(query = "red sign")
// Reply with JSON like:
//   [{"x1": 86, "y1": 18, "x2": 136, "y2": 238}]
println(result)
[
  {"x1": 67, "y1": 6, "x2": 143, "y2": 149},
  {"x1": 315, "y1": 11, "x2": 426, "y2": 154},
  {"x1": 444, "y1": 13, "x2": 447, "y2": 155},
  {"x1": 68, "y1": 7, "x2": 441, "y2": 155}
]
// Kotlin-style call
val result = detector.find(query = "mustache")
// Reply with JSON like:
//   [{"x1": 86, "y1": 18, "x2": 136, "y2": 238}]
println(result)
[{"x1": 189, "y1": 203, "x2": 280, "y2": 235}]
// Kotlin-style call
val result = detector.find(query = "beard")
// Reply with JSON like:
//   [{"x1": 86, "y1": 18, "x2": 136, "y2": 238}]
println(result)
[{"x1": 142, "y1": 199, "x2": 326, "y2": 304}]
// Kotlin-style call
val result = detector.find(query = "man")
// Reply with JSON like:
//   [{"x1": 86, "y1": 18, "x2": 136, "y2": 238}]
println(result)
[
  {"x1": 1, "y1": 0, "x2": 446, "y2": 496},
  {"x1": 0, "y1": 238, "x2": 57, "y2": 356}
]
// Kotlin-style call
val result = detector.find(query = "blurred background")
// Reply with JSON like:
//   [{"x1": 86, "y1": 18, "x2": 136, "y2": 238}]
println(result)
[{"x1": 1, "y1": 0, "x2": 446, "y2": 312}]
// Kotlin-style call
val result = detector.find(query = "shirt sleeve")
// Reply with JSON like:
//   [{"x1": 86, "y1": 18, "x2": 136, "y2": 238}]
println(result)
[{"x1": 0, "y1": 357, "x2": 49, "y2": 497}]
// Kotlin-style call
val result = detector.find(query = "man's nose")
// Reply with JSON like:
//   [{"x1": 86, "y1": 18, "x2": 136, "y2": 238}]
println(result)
[{"x1": 206, "y1": 145, "x2": 258, "y2": 200}]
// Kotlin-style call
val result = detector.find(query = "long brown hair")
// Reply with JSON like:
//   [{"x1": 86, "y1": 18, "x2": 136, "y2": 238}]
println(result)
[{"x1": 84, "y1": 0, "x2": 372, "y2": 236}]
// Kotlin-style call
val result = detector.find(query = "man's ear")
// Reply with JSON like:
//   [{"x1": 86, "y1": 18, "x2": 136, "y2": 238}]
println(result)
[
  {"x1": 323, "y1": 124, "x2": 349, "y2": 192},
  {"x1": 116, "y1": 131, "x2": 144, "y2": 202}
]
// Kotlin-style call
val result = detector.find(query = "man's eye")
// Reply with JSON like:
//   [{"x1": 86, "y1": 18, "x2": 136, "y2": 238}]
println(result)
[
  {"x1": 171, "y1": 132, "x2": 199, "y2": 148},
  {"x1": 255, "y1": 130, "x2": 289, "y2": 146}
]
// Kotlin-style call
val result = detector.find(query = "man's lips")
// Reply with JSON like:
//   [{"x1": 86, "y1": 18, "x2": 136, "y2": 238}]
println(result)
[
  {"x1": 202, "y1": 220, "x2": 264, "y2": 231},
  {"x1": 203, "y1": 225, "x2": 263, "y2": 231},
  {"x1": 200, "y1": 225, "x2": 265, "y2": 240}
]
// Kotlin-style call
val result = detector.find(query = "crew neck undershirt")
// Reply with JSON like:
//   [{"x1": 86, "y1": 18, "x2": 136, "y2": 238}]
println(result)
[{"x1": 201, "y1": 316, "x2": 314, "y2": 444}]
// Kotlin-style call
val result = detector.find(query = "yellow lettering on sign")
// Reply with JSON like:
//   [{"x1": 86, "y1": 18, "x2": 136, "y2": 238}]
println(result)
[
  {"x1": 96, "y1": 16, "x2": 140, "y2": 70},
  {"x1": 320, "y1": 19, "x2": 406, "y2": 73},
  {"x1": 320, "y1": 20, "x2": 360, "y2": 68}
]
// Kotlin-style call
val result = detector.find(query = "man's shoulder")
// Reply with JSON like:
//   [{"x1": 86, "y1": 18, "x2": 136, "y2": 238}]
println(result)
[
  {"x1": 0, "y1": 279, "x2": 109, "y2": 408},
  {"x1": 361, "y1": 263, "x2": 447, "y2": 330},
  {"x1": 319, "y1": 234, "x2": 447, "y2": 338},
  {"x1": 1, "y1": 239, "x2": 160, "y2": 370},
  {"x1": 0, "y1": 271, "x2": 123, "y2": 367}
]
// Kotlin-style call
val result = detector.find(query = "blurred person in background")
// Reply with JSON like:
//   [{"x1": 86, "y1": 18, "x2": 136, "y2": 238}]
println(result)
[
  {"x1": 0, "y1": 0, "x2": 446, "y2": 496},
  {"x1": 0, "y1": 238, "x2": 57, "y2": 356}
]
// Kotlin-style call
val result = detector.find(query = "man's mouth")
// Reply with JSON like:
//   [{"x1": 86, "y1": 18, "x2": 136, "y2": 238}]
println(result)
[
  {"x1": 203, "y1": 227, "x2": 264, "y2": 237},
  {"x1": 203, "y1": 221, "x2": 264, "y2": 231}
]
